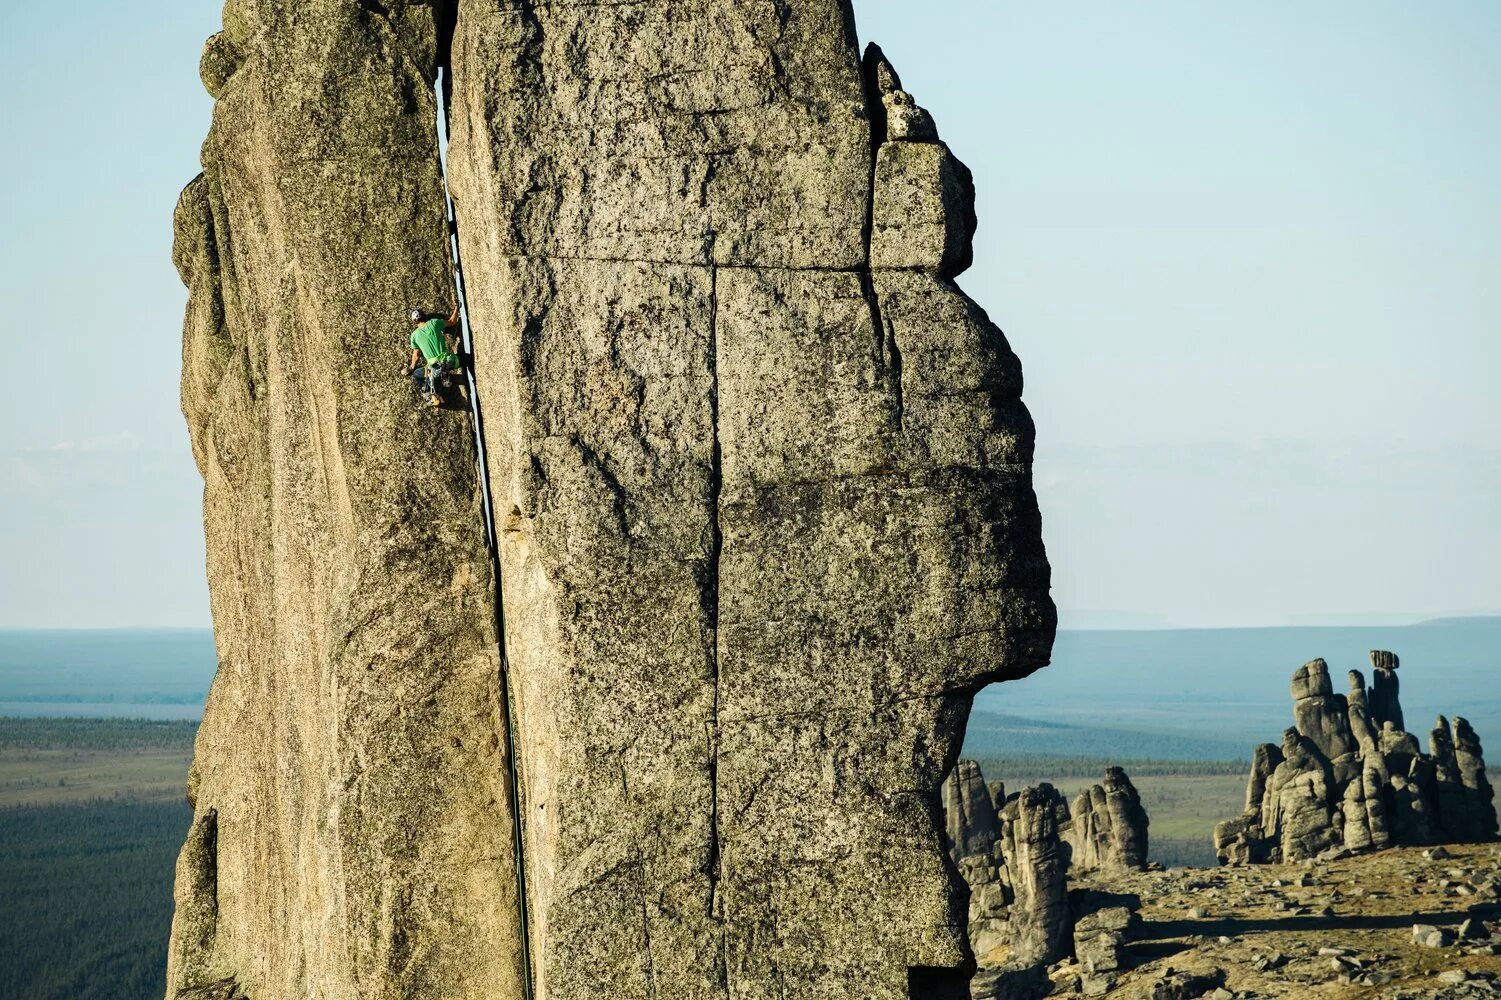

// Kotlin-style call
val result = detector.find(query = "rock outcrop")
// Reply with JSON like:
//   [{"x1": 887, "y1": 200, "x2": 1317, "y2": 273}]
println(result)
[
  {"x1": 1454, "y1": 717, "x2": 1500, "y2": 840},
  {"x1": 1064, "y1": 767, "x2": 1150, "y2": 873},
  {"x1": 998, "y1": 785, "x2": 1075, "y2": 967},
  {"x1": 942, "y1": 760, "x2": 1149, "y2": 982},
  {"x1": 1369, "y1": 650, "x2": 1404, "y2": 732},
  {"x1": 169, "y1": 5, "x2": 524, "y2": 998},
  {"x1": 1214, "y1": 652, "x2": 1496, "y2": 865},
  {"x1": 942, "y1": 760, "x2": 1010, "y2": 959},
  {"x1": 947, "y1": 758, "x2": 1003, "y2": 863},
  {"x1": 170, "y1": 2, "x2": 1055, "y2": 998}
]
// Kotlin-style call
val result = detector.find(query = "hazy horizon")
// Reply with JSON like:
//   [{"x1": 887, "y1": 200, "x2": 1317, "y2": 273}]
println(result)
[
  {"x1": 6, "y1": 619, "x2": 1498, "y2": 759},
  {"x1": 2, "y1": 1, "x2": 1498, "y2": 629}
]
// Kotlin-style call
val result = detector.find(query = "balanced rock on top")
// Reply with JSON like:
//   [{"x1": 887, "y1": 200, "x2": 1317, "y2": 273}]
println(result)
[{"x1": 1214, "y1": 651, "x2": 1496, "y2": 865}]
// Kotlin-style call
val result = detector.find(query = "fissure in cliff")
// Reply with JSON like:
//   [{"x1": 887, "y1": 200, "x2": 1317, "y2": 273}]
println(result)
[
  {"x1": 705, "y1": 259, "x2": 725, "y2": 935},
  {"x1": 434, "y1": 62, "x2": 536, "y2": 1000}
]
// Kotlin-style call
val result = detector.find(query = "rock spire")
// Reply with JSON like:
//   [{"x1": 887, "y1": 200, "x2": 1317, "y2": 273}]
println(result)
[
  {"x1": 168, "y1": 2, "x2": 1055, "y2": 998},
  {"x1": 1064, "y1": 766, "x2": 1151, "y2": 873},
  {"x1": 1214, "y1": 652, "x2": 1496, "y2": 864}
]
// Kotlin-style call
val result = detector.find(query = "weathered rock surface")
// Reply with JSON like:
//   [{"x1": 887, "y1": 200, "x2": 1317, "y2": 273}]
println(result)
[
  {"x1": 168, "y1": 4, "x2": 524, "y2": 998},
  {"x1": 1047, "y1": 842, "x2": 1501, "y2": 998},
  {"x1": 172, "y1": 2, "x2": 1055, "y2": 999},
  {"x1": 1071, "y1": 905, "x2": 1138, "y2": 975},
  {"x1": 1214, "y1": 652, "x2": 1496, "y2": 865},
  {"x1": 1065, "y1": 767, "x2": 1150, "y2": 873},
  {"x1": 446, "y1": 6, "x2": 1054, "y2": 999}
]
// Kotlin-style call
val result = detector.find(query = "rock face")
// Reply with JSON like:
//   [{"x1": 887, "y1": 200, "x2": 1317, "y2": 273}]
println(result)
[
  {"x1": 170, "y1": 3, "x2": 1055, "y2": 999},
  {"x1": 1071, "y1": 905, "x2": 1138, "y2": 976},
  {"x1": 1214, "y1": 652, "x2": 1496, "y2": 865},
  {"x1": 445, "y1": 9, "x2": 1055, "y2": 1000},
  {"x1": 169, "y1": 4, "x2": 524, "y2": 998},
  {"x1": 942, "y1": 761, "x2": 1150, "y2": 982},
  {"x1": 1064, "y1": 767, "x2": 1150, "y2": 872}
]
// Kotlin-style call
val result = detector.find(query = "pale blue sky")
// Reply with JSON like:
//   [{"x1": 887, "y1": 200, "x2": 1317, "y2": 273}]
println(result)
[{"x1": 1, "y1": 1, "x2": 1497, "y2": 628}]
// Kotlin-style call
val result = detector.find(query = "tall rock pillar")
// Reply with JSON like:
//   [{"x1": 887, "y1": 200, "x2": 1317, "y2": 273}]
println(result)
[
  {"x1": 445, "y1": 3, "x2": 1055, "y2": 999},
  {"x1": 169, "y1": 2, "x2": 526, "y2": 998}
]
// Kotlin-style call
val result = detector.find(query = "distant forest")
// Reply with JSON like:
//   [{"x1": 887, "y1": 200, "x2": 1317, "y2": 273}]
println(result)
[
  {"x1": 0, "y1": 799, "x2": 190, "y2": 1000},
  {"x1": 973, "y1": 755, "x2": 1247, "y2": 779},
  {"x1": 0, "y1": 717, "x2": 197, "y2": 752}
]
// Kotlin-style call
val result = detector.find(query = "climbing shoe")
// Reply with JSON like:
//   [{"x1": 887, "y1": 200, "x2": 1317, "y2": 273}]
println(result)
[{"x1": 428, "y1": 394, "x2": 442, "y2": 408}]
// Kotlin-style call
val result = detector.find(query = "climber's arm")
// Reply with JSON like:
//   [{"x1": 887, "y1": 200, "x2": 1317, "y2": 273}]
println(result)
[
  {"x1": 408, "y1": 348, "x2": 422, "y2": 372},
  {"x1": 446, "y1": 304, "x2": 461, "y2": 329}
]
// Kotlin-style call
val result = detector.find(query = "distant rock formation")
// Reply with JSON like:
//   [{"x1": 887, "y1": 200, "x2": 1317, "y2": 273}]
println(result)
[
  {"x1": 1214, "y1": 651, "x2": 1497, "y2": 864},
  {"x1": 941, "y1": 761, "x2": 1147, "y2": 978},
  {"x1": 998, "y1": 784, "x2": 1075, "y2": 967},
  {"x1": 168, "y1": 1, "x2": 1055, "y2": 997},
  {"x1": 947, "y1": 758, "x2": 1003, "y2": 863},
  {"x1": 1063, "y1": 767, "x2": 1150, "y2": 872}
]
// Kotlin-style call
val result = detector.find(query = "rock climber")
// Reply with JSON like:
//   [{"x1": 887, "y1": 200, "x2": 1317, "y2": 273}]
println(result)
[{"x1": 402, "y1": 305, "x2": 463, "y2": 407}]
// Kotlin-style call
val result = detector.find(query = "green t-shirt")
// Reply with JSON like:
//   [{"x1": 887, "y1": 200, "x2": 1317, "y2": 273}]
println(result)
[{"x1": 409, "y1": 318, "x2": 455, "y2": 365}]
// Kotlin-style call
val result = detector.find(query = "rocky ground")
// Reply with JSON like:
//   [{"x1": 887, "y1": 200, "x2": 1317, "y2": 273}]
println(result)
[{"x1": 984, "y1": 843, "x2": 1501, "y2": 999}]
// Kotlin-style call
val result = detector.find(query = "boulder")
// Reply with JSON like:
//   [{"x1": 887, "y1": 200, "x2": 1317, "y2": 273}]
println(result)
[
  {"x1": 1072, "y1": 906, "x2": 1138, "y2": 974},
  {"x1": 1412, "y1": 924, "x2": 1455, "y2": 949}
]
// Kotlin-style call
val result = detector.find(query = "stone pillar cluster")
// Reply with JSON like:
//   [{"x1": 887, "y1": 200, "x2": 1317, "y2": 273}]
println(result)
[
  {"x1": 1214, "y1": 651, "x2": 1498, "y2": 864},
  {"x1": 940, "y1": 760, "x2": 1148, "y2": 978}
]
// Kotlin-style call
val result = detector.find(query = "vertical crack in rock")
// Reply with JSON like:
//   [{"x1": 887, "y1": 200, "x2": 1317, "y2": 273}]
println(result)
[
  {"x1": 168, "y1": 4, "x2": 528, "y2": 998},
  {"x1": 858, "y1": 47, "x2": 901, "y2": 429},
  {"x1": 434, "y1": 27, "x2": 537, "y2": 994},
  {"x1": 706, "y1": 260, "x2": 724, "y2": 930}
]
